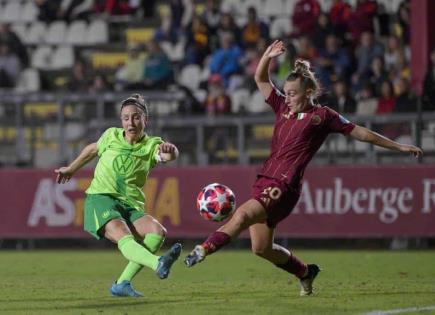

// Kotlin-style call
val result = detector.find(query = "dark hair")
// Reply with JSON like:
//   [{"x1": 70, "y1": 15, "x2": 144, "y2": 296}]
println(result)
[
  {"x1": 120, "y1": 93, "x2": 148, "y2": 116},
  {"x1": 286, "y1": 59, "x2": 320, "y2": 98}
]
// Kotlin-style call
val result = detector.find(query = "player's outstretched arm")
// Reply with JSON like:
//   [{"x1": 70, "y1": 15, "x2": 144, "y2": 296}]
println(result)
[
  {"x1": 158, "y1": 142, "x2": 179, "y2": 162},
  {"x1": 55, "y1": 143, "x2": 98, "y2": 184},
  {"x1": 350, "y1": 125, "x2": 423, "y2": 157},
  {"x1": 254, "y1": 40, "x2": 285, "y2": 99}
]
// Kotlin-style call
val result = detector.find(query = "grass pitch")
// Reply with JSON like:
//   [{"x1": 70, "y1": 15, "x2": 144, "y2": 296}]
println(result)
[{"x1": 1, "y1": 249, "x2": 434, "y2": 315}]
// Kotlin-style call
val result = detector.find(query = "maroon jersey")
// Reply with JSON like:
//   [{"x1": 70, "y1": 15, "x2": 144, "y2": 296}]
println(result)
[{"x1": 259, "y1": 88, "x2": 355, "y2": 188}]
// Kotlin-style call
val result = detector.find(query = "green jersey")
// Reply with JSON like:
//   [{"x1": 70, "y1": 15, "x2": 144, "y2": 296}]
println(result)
[{"x1": 86, "y1": 127, "x2": 163, "y2": 211}]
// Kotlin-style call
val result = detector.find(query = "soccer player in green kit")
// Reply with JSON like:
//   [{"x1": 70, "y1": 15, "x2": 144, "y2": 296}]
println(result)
[{"x1": 55, "y1": 93, "x2": 181, "y2": 297}]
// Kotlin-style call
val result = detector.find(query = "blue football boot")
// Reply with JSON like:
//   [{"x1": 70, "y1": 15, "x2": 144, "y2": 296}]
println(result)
[
  {"x1": 156, "y1": 243, "x2": 182, "y2": 279},
  {"x1": 110, "y1": 280, "x2": 143, "y2": 297}
]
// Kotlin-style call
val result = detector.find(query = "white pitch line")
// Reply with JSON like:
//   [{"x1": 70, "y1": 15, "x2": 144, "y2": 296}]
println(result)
[{"x1": 364, "y1": 305, "x2": 435, "y2": 315}]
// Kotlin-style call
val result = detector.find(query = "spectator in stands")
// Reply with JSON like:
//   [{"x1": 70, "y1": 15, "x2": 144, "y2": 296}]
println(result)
[
  {"x1": 377, "y1": 80, "x2": 396, "y2": 114},
  {"x1": 241, "y1": 7, "x2": 269, "y2": 49},
  {"x1": 393, "y1": 1, "x2": 410, "y2": 44},
  {"x1": 316, "y1": 34, "x2": 351, "y2": 89},
  {"x1": 66, "y1": 59, "x2": 89, "y2": 91},
  {"x1": 169, "y1": 0, "x2": 193, "y2": 31},
  {"x1": 296, "y1": 36, "x2": 317, "y2": 63},
  {"x1": 214, "y1": 12, "x2": 242, "y2": 48},
  {"x1": 36, "y1": 0, "x2": 61, "y2": 22},
  {"x1": 356, "y1": 83, "x2": 377, "y2": 115},
  {"x1": 384, "y1": 35, "x2": 409, "y2": 72},
  {"x1": 367, "y1": 56, "x2": 388, "y2": 96},
  {"x1": 203, "y1": 74, "x2": 231, "y2": 116},
  {"x1": 330, "y1": 80, "x2": 356, "y2": 113},
  {"x1": 312, "y1": 13, "x2": 335, "y2": 51},
  {"x1": 0, "y1": 42, "x2": 22, "y2": 88},
  {"x1": 55, "y1": 93, "x2": 182, "y2": 297},
  {"x1": 142, "y1": 40, "x2": 173, "y2": 89},
  {"x1": 202, "y1": 0, "x2": 221, "y2": 33},
  {"x1": 389, "y1": 52, "x2": 411, "y2": 83},
  {"x1": 422, "y1": 49, "x2": 435, "y2": 111},
  {"x1": 347, "y1": 0, "x2": 377, "y2": 41},
  {"x1": 94, "y1": 0, "x2": 134, "y2": 15},
  {"x1": 58, "y1": 0, "x2": 95, "y2": 21},
  {"x1": 394, "y1": 77, "x2": 416, "y2": 112},
  {"x1": 209, "y1": 32, "x2": 243, "y2": 88},
  {"x1": 291, "y1": 0, "x2": 321, "y2": 38},
  {"x1": 184, "y1": 15, "x2": 211, "y2": 66},
  {"x1": 329, "y1": 0, "x2": 351, "y2": 40},
  {"x1": 352, "y1": 31, "x2": 384, "y2": 91},
  {"x1": 0, "y1": 23, "x2": 29, "y2": 68},
  {"x1": 89, "y1": 73, "x2": 110, "y2": 93},
  {"x1": 115, "y1": 43, "x2": 146, "y2": 90}
]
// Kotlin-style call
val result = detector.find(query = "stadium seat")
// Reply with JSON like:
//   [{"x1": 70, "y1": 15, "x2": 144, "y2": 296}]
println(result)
[
  {"x1": 230, "y1": 88, "x2": 251, "y2": 113},
  {"x1": 21, "y1": 1, "x2": 38, "y2": 22},
  {"x1": 31, "y1": 45, "x2": 53, "y2": 69},
  {"x1": 87, "y1": 20, "x2": 109, "y2": 44},
  {"x1": 178, "y1": 64, "x2": 202, "y2": 91},
  {"x1": 248, "y1": 90, "x2": 269, "y2": 113},
  {"x1": 11, "y1": 24, "x2": 27, "y2": 43},
  {"x1": 422, "y1": 135, "x2": 435, "y2": 152},
  {"x1": 160, "y1": 38, "x2": 186, "y2": 62},
  {"x1": 0, "y1": 1, "x2": 21, "y2": 23},
  {"x1": 194, "y1": 89, "x2": 207, "y2": 103},
  {"x1": 45, "y1": 21, "x2": 68, "y2": 45},
  {"x1": 51, "y1": 46, "x2": 74, "y2": 70},
  {"x1": 264, "y1": 0, "x2": 284, "y2": 18},
  {"x1": 25, "y1": 22, "x2": 47, "y2": 45},
  {"x1": 270, "y1": 17, "x2": 292, "y2": 39},
  {"x1": 15, "y1": 68, "x2": 40, "y2": 92},
  {"x1": 220, "y1": 0, "x2": 242, "y2": 15},
  {"x1": 66, "y1": 21, "x2": 88, "y2": 45}
]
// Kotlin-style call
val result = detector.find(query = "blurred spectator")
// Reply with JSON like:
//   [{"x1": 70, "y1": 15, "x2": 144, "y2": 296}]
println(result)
[
  {"x1": 202, "y1": 0, "x2": 221, "y2": 32},
  {"x1": 67, "y1": 59, "x2": 89, "y2": 91},
  {"x1": 422, "y1": 49, "x2": 435, "y2": 111},
  {"x1": 36, "y1": 0, "x2": 61, "y2": 22},
  {"x1": 214, "y1": 13, "x2": 241, "y2": 49},
  {"x1": 366, "y1": 56, "x2": 388, "y2": 96},
  {"x1": 291, "y1": 0, "x2": 321, "y2": 38},
  {"x1": 389, "y1": 52, "x2": 410, "y2": 83},
  {"x1": 394, "y1": 77, "x2": 416, "y2": 112},
  {"x1": 58, "y1": 0, "x2": 95, "y2": 21},
  {"x1": 296, "y1": 36, "x2": 318, "y2": 63},
  {"x1": 0, "y1": 23, "x2": 29, "y2": 68},
  {"x1": 329, "y1": 80, "x2": 356, "y2": 113},
  {"x1": 356, "y1": 83, "x2": 377, "y2": 115},
  {"x1": 348, "y1": 0, "x2": 377, "y2": 41},
  {"x1": 184, "y1": 16, "x2": 211, "y2": 66},
  {"x1": 154, "y1": 9, "x2": 179, "y2": 43},
  {"x1": 0, "y1": 42, "x2": 22, "y2": 88},
  {"x1": 352, "y1": 31, "x2": 384, "y2": 89},
  {"x1": 384, "y1": 35, "x2": 409, "y2": 72},
  {"x1": 203, "y1": 74, "x2": 231, "y2": 116},
  {"x1": 312, "y1": 13, "x2": 335, "y2": 51},
  {"x1": 329, "y1": 0, "x2": 351, "y2": 39},
  {"x1": 316, "y1": 34, "x2": 351, "y2": 89},
  {"x1": 94, "y1": 0, "x2": 133, "y2": 15},
  {"x1": 169, "y1": 0, "x2": 194, "y2": 31},
  {"x1": 393, "y1": 0, "x2": 410, "y2": 44},
  {"x1": 143, "y1": 40, "x2": 173, "y2": 89},
  {"x1": 377, "y1": 80, "x2": 396, "y2": 114},
  {"x1": 209, "y1": 32, "x2": 243, "y2": 88},
  {"x1": 115, "y1": 43, "x2": 146, "y2": 90},
  {"x1": 241, "y1": 7, "x2": 269, "y2": 49},
  {"x1": 89, "y1": 73, "x2": 110, "y2": 92}
]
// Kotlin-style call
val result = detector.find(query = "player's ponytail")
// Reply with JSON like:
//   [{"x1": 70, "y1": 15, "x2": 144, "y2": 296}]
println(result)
[
  {"x1": 286, "y1": 59, "x2": 320, "y2": 98},
  {"x1": 120, "y1": 93, "x2": 149, "y2": 117}
]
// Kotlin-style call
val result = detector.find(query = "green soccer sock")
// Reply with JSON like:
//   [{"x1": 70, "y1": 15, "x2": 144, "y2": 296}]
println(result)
[
  {"x1": 117, "y1": 235, "x2": 159, "y2": 271},
  {"x1": 117, "y1": 233, "x2": 165, "y2": 283}
]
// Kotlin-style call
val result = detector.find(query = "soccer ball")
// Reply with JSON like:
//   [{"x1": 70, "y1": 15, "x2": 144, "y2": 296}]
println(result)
[{"x1": 196, "y1": 183, "x2": 236, "y2": 222}]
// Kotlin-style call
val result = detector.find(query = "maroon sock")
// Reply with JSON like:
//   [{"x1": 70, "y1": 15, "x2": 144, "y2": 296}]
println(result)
[
  {"x1": 201, "y1": 231, "x2": 231, "y2": 255},
  {"x1": 276, "y1": 253, "x2": 307, "y2": 279}
]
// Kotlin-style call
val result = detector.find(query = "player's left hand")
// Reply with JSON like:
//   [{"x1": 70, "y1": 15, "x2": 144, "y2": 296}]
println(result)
[{"x1": 399, "y1": 144, "x2": 423, "y2": 158}]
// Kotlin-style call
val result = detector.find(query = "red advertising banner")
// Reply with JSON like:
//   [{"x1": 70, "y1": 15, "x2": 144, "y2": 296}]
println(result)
[{"x1": 1, "y1": 165, "x2": 434, "y2": 238}]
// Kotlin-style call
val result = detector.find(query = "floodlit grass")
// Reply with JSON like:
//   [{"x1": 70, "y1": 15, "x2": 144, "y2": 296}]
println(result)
[{"x1": 1, "y1": 249, "x2": 435, "y2": 314}]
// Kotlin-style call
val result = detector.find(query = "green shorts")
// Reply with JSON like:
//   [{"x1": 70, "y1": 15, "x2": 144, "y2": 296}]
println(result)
[{"x1": 84, "y1": 194, "x2": 145, "y2": 239}]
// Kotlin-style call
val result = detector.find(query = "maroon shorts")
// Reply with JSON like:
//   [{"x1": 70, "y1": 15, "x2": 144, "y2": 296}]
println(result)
[{"x1": 251, "y1": 176, "x2": 300, "y2": 228}]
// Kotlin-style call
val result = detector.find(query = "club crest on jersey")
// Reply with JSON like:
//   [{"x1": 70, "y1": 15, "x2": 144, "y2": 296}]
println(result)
[{"x1": 311, "y1": 114, "x2": 322, "y2": 125}]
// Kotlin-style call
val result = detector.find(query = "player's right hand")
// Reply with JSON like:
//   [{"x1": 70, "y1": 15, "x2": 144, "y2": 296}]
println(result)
[
  {"x1": 264, "y1": 40, "x2": 285, "y2": 58},
  {"x1": 55, "y1": 166, "x2": 74, "y2": 184},
  {"x1": 399, "y1": 144, "x2": 423, "y2": 158}
]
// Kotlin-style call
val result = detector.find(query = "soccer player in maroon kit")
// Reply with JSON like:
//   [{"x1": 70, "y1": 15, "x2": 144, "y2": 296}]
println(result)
[{"x1": 184, "y1": 40, "x2": 423, "y2": 296}]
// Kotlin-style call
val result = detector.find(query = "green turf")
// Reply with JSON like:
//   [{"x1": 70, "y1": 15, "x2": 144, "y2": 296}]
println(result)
[{"x1": 1, "y1": 249, "x2": 434, "y2": 315}]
